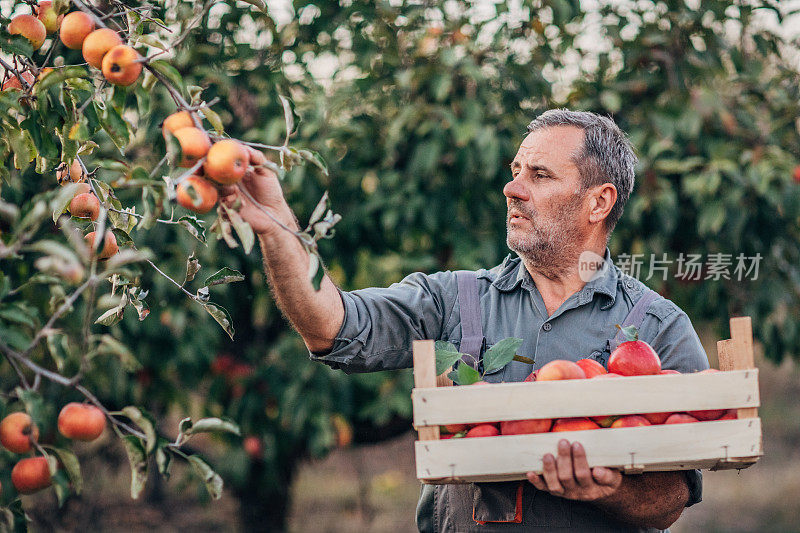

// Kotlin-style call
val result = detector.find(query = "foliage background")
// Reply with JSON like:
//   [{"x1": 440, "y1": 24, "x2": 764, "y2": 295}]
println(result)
[{"x1": 1, "y1": 0, "x2": 799, "y2": 530}]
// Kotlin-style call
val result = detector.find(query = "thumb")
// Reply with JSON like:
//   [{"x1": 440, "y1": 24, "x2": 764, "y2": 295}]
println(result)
[{"x1": 591, "y1": 467, "x2": 619, "y2": 486}]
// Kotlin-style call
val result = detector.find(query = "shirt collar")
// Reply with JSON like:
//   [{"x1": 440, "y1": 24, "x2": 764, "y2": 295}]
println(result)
[{"x1": 482, "y1": 249, "x2": 619, "y2": 309}]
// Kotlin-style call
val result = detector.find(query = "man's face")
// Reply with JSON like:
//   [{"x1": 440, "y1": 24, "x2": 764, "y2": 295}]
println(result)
[{"x1": 504, "y1": 126, "x2": 588, "y2": 275}]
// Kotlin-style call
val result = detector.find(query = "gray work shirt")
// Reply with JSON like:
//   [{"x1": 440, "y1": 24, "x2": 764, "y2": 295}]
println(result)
[{"x1": 311, "y1": 249, "x2": 709, "y2": 531}]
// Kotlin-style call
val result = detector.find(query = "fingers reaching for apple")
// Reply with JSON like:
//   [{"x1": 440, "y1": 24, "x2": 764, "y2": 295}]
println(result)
[{"x1": 527, "y1": 439, "x2": 622, "y2": 502}]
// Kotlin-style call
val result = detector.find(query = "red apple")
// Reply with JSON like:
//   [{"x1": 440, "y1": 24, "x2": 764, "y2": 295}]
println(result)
[
  {"x1": 717, "y1": 409, "x2": 738, "y2": 420},
  {"x1": 660, "y1": 369, "x2": 681, "y2": 375},
  {"x1": 500, "y1": 419, "x2": 552, "y2": 435},
  {"x1": 536, "y1": 360, "x2": 586, "y2": 381},
  {"x1": 523, "y1": 370, "x2": 537, "y2": 382},
  {"x1": 592, "y1": 373, "x2": 622, "y2": 378},
  {"x1": 466, "y1": 424, "x2": 500, "y2": 438},
  {"x1": 576, "y1": 358, "x2": 607, "y2": 378},
  {"x1": 642, "y1": 412, "x2": 672, "y2": 424},
  {"x1": 443, "y1": 423, "x2": 469, "y2": 434},
  {"x1": 608, "y1": 327, "x2": 661, "y2": 376},
  {"x1": 551, "y1": 417, "x2": 600, "y2": 432},
  {"x1": 687, "y1": 408, "x2": 727, "y2": 421},
  {"x1": 664, "y1": 413, "x2": 699, "y2": 425},
  {"x1": 793, "y1": 165, "x2": 800, "y2": 184},
  {"x1": 591, "y1": 415, "x2": 618, "y2": 428},
  {"x1": 610, "y1": 415, "x2": 651, "y2": 428}
]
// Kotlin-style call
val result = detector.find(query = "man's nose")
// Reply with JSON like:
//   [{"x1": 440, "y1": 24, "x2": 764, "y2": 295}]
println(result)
[{"x1": 503, "y1": 176, "x2": 530, "y2": 202}]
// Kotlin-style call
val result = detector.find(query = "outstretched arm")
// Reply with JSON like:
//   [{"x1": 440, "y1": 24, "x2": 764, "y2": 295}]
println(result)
[{"x1": 218, "y1": 148, "x2": 344, "y2": 353}]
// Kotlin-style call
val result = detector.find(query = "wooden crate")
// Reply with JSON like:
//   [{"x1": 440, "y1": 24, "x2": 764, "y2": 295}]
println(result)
[{"x1": 412, "y1": 317, "x2": 763, "y2": 484}]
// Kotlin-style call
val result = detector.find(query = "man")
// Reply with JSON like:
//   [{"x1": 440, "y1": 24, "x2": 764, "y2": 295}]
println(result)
[{"x1": 220, "y1": 109, "x2": 708, "y2": 531}]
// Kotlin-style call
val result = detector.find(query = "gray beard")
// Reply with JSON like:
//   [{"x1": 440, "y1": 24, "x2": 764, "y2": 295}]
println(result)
[{"x1": 505, "y1": 195, "x2": 585, "y2": 280}]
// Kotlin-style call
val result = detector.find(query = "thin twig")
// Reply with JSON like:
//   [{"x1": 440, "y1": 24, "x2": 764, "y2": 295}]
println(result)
[
  {"x1": 0, "y1": 57, "x2": 32, "y2": 92},
  {"x1": 21, "y1": 278, "x2": 94, "y2": 358},
  {"x1": 146, "y1": 259, "x2": 197, "y2": 299}
]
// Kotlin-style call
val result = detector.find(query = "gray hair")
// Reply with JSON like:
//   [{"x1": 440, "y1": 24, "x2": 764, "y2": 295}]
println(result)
[{"x1": 526, "y1": 109, "x2": 636, "y2": 232}]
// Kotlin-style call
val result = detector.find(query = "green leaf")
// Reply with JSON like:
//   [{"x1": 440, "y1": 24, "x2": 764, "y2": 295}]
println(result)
[
  {"x1": 156, "y1": 446, "x2": 172, "y2": 478},
  {"x1": 96, "y1": 102, "x2": 130, "y2": 150},
  {"x1": 307, "y1": 252, "x2": 324, "y2": 291},
  {"x1": 201, "y1": 105, "x2": 224, "y2": 134},
  {"x1": 279, "y1": 94, "x2": 296, "y2": 138},
  {"x1": 203, "y1": 267, "x2": 244, "y2": 287},
  {"x1": 434, "y1": 340, "x2": 464, "y2": 375},
  {"x1": 122, "y1": 407, "x2": 157, "y2": 454},
  {"x1": 219, "y1": 203, "x2": 254, "y2": 254},
  {"x1": 15, "y1": 388, "x2": 45, "y2": 429},
  {"x1": 45, "y1": 330, "x2": 72, "y2": 372},
  {"x1": 297, "y1": 149, "x2": 329, "y2": 176},
  {"x1": 120, "y1": 436, "x2": 148, "y2": 499},
  {"x1": 46, "y1": 446, "x2": 82, "y2": 494},
  {"x1": 178, "y1": 216, "x2": 207, "y2": 243},
  {"x1": 187, "y1": 455, "x2": 223, "y2": 500},
  {"x1": 149, "y1": 61, "x2": 184, "y2": 91},
  {"x1": 482, "y1": 337, "x2": 523, "y2": 374},
  {"x1": 33, "y1": 66, "x2": 88, "y2": 95},
  {"x1": 449, "y1": 363, "x2": 480, "y2": 386},
  {"x1": 184, "y1": 417, "x2": 240, "y2": 437},
  {"x1": 616, "y1": 324, "x2": 639, "y2": 343},
  {"x1": 92, "y1": 334, "x2": 141, "y2": 371},
  {"x1": 201, "y1": 302, "x2": 235, "y2": 340}
]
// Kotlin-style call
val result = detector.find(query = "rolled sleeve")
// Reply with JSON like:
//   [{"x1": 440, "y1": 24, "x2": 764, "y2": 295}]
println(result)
[{"x1": 308, "y1": 271, "x2": 457, "y2": 373}]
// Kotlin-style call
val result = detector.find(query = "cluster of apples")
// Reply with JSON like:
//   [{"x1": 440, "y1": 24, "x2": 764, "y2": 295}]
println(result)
[
  {"x1": 0, "y1": 404, "x2": 106, "y2": 495},
  {"x1": 55, "y1": 161, "x2": 119, "y2": 260},
  {"x1": 5, "y1": 3, "x2": 143, "y2": 87},
  {"x1": 442, "y1": 334, "x2": 735, "y2": 439},
  {"x1": 162, "y1": 111, "x2": 250, "y2": 214}
]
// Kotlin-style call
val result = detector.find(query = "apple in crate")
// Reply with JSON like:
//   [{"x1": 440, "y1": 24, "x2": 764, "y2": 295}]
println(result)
[
  {"x1": 664, "y1": 413, "x2": 700, "y2": 424},
  {"x1": 608, "y1": 326, "x2": 661, "y2": 376},
  {"x1": 536, "y1": 360, "x2": 587, "y2": 381},
  {"x1": 552, "y1": 418, "x2": 600, "y2": 432},
  {"x1": 610, "y1": 415, "x2": 651, "y2": 428},
  {"x1": 501, "y1": 419, "x2": 552, "y2": 435},
  {"x1": 466, "y1": 424, "x2": 500, "y2": 438},
  {"x1": 576, "y1": 358, "x2": 607, "y2": 378}
]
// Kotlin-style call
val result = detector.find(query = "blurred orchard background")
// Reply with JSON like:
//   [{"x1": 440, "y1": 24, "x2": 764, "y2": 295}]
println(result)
[{"x1": 1, "y1": 0, "x2": 800, "y2": 531}]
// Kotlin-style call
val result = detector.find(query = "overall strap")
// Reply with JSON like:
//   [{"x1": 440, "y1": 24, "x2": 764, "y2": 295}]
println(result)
[
  {"x1": 455, "y1": 270, "x2": 484, "y2": 370},
  {"x1": 609, "y1": 288, "x2": 661, "y2": 351}
]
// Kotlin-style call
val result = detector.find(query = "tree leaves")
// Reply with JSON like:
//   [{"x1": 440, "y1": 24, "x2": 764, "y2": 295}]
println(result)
[
  {"x1": 120, "y1": 435, "x2": 148, "y2": 499},
  {"x1": 187, "y1": 455, "x2": 223, "y2": 500}
]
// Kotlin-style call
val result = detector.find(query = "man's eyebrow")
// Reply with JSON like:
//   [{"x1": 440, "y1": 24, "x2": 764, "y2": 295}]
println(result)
[{"x1": 509, "y1": 161, "x2": 558, "y2": 177}]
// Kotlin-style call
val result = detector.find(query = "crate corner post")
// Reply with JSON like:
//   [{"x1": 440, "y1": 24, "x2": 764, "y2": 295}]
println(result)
[{"x1": 413, "y1": 340, "x2": 440, "y2": 441}]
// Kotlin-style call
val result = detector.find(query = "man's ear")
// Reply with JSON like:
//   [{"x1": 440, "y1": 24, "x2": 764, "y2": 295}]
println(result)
[{"x1": 588, "y1": 184, "x2": 617, "y2": 225}]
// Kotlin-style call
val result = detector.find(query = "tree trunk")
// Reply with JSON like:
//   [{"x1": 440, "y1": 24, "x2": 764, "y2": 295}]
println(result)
[{"x1": 236, "y1": 455, "x2": 297, "y2": 532}]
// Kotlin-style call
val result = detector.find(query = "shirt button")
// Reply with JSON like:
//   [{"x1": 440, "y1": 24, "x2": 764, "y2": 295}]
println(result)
[
  {"x1": 625, "y1": 280, "x2": 634, "y2": 289},
  {"x1": 542, "y1": 323, "x2": 552, "y2": 331}
]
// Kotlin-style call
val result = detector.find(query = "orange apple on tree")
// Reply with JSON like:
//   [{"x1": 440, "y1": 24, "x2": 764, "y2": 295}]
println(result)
[
  {"x1": 59, "y1": 11, "x2": 95, "y2": 49},
  {"x1": 58, "y1": 403, "x2": 106, "y2": 441},
  {"x1": 11, "y1": 457, "x2": 52, "y2": 494},
  {"x1": 8, "y1": 14, "x2": 47, "y2": 50},
  {"x1": 0, "y1": 412, "x2": 39, "y2": 454}
]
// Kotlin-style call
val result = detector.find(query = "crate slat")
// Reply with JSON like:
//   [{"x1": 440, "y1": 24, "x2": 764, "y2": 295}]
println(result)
[
  {"x1": 412, "y1": 370, "x2": 759, "y2": 427},
  {"x1": 415, "y1": 418, "x2": 762, "y2": 483}
]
